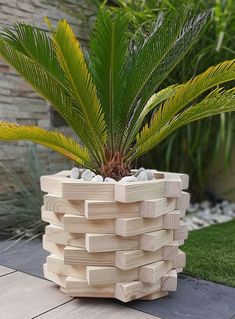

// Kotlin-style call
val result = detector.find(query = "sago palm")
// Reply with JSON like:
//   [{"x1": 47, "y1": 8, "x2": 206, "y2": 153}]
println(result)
[{"x1": 0, "y1": 9, "x2": 235, "y2": 180}]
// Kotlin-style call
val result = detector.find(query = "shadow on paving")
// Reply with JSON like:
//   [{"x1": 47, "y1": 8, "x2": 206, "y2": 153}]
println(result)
[{"x1": 0, "y1": 239, "x2": 235, "y2": 319}]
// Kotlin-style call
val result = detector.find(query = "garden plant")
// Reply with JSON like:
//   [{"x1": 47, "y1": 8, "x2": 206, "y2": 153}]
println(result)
[
  {"x1": 0, "y1": 9, "x2": 234, "y2": 178},
  {"x1": 0, "y1": 9, "x2": 235, "y2": 301}
]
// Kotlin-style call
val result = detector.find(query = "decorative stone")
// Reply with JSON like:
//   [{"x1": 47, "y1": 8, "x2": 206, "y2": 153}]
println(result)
[
  {"x1": 137, "y1": 171, "x2": 148, "y2": 181},
  {"x1": 91, "y1": 175, "x2": 103, "y2": 182},
  {"x1": 81, "y1": 169, "x2": 96, "y2": 181},
  {"x1": 134, "y1": 167, "x2": 145, "y2": 177},
  {"x1": 145, "y1": 170, "x2": 154, "y2": 180},
  {"x1": 104, "y1": 177, "x2": 117, "y2": 183},
  {"x1": 119, "y1": 176, "x2": 138, "y2": 183},
  {"x1": 200, "y1": 200, "x2": 211, "y2": 210},
  {"x1": 69, "y1": 167, "x2": 79, "y2": 179}
]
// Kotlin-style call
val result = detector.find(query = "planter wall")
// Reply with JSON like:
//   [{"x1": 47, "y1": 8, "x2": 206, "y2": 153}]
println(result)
[{"x1": 40, "y1": 170, "x2": 190, "y2": 302}]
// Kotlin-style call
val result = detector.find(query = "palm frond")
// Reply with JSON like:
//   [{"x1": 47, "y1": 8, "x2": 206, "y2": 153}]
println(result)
[
  {"x1": 124, "y1": 84, "x2": 179, "y2": 150},
  {"x1": 0, "y1": 24, "x2": 105, "y2": 163},
  {"x1": 137, "y1": 59, "x2": 235, "y2": 146},
  {"x1": 0, "y1": 23, "x2": 67, "y2": 89},
  {"x1": 120, "y1": 10, "x2": 211, "y2": 150},
  {"x1": 132, "y1": 88, "x2": 235, "y2": 159},
  {"x1": 0, "y1": 121, "x2": 93, "y2": 168},
  {"x1": 89, "y1": 10, "x2": 129, "y2": 151},
  {"x1": 52, "y1": 19, "x2": 107, "y2": 159}
]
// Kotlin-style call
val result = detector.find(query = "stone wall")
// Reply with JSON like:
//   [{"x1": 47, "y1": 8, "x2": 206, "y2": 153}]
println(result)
[{"x1": 0, "y1": 0, "x2": 94, "y2": 192}]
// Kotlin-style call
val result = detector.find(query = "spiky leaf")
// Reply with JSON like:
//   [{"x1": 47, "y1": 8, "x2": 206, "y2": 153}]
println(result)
[
  {"x1": 52, "y1": 19, "x2": 107, "y2": 158},
  {"x1": 89, "y1": 10, "x2": 129, "y2": 150},
  {"x1": 0, "y1": 121, "x2": 93, "y2": 168}
]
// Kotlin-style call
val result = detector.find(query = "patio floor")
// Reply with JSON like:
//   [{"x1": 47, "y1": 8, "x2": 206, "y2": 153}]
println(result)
[{"x1": 0, "y1": 265, "x2": 159, "y2": 319}]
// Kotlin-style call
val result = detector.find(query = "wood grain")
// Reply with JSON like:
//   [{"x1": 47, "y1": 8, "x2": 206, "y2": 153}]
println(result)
[
  {"x1": 115, "y1": 248, "x2": 162, "y2": 270},
  {"x1": 139, "y1": 230, "x2": 173, "y2": 252},
  {"x1": 85, "y1": 233, "x2": 139, "y2": 253},
  {"x1": 85, "y1": 200, "x2": 140, "y2": 219},
  {"x1": 44, "y1": 194, "x2": 84, "y2": 215},
  {"x1": 114, "y1": 179, "x2": 165, "y2": 202},
  {"x1": 45, "y1": 225, "x2": 85, "y2": 248},
  {"x1": 86, "y1": 266, "x2": 138, "y2": 285},
  {"x1": 64, "y1": 246, "x2": 115, "y2": 266},
  {"x1": 63, "y1": 214, "x2": 115, "y2": 233},
  {"x1": 115, "y1": 280, "x2": 161, "y2": 302}
]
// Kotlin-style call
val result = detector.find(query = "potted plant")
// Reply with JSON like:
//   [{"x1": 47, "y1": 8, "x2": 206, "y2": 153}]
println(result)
[{"x1": 0, "y1": 9, "x2": 235, "y2": 302}]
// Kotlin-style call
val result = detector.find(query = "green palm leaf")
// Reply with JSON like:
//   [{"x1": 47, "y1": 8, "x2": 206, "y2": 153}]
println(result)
[
  {"x1": 124, "y1": 84, "x2": 179, "y2": 150},
  {"x1": 0, "y1": 121, "x2": 93, "y2": 168},
  {"x1": 133, "y1": 88, "x2": 235, "y2": 159},
  {"x1": 0, "y1": 23, "x2": 67, "y2": 88},
  {"x1": 0, "y1": 24, "x2": 105, "y2": 163},
  {"x1": 137, "y1": 59, "x2": 235, "y2": 147},
  {"x1": 120, "y1": 10, "x2": 211, "y2": 150},
  {"x1": 89, "y1": 10, "x2": 129, "y2": 151},
  {"x1": 52, "y1": 19, "x2": 107, "y2": 159}
]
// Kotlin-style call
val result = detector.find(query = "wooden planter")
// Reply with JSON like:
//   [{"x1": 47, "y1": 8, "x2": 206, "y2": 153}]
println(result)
[{"x1": 40, "y1": 170, "x2": 190, "y2": 302}]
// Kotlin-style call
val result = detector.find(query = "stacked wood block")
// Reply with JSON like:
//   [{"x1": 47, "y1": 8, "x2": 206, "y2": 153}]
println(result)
[{"x1": 41, "y1": 170, "x2": 190, "y2": 302}]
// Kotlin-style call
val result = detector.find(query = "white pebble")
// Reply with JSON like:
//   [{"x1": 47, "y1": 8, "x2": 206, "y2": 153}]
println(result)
[
  {"x1": 134, "y1": 167, "x2": 145, "y2": 177},
  {"x1": 119, "y1": 176, "x2": 137, "y2": 183},
  {"x1": 137, "y1": 171, "x2": 148, "y2": 181},
  {"x1": 69, "y1": 167, "x2": 79, "y2": 179},
  {"x1": 145, "y1": 169, "x2": 154, "y2": 180},
  {"x1": 81, "y1": 169, "x2": 96, "y2": 181},
  {"x1": 91, "y1": 175, "x2": 103, "y2": 182},
  {"x1": 104, "y1": 177, "x2": 117, "y2": 183}
]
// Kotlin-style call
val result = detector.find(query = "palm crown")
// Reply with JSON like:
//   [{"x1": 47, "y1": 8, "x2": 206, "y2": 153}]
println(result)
[{"x1": 0, "y1": 9, "x2": 235, "y2": 179}]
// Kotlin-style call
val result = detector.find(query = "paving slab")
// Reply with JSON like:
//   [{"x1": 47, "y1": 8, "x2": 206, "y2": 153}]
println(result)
[{"x1": 1, "y1": 239, "x2": 235, "y2": 319}]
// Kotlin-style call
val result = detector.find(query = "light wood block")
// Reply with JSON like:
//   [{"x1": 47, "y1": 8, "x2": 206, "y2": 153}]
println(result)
[
  {"x1": 174, "y1": 221, "x2": 188, "y2": 241},
  {"x1": 43, "y1": 264, "x2": 66, "y2": 288},
  {"x1": 62, "y1": 181, "x2": 115, "y2": 201},
  {"x1": 41, "y1": 206, "x2": 63, "y2": 227},
  {"x1": 141, "y1": 290, "x2": 169, "y2": 300},
  {"x1": 172, "y1": 250, "x2": 186, "y2": 268},
  {"x1": 86, "y1": 266, "x2": 138, "y2": 285},
  {"x1": 162, "y1": 241, "x2": 178, "y2": 260},
  {"x1": 161, "y1": 269, "x2": 177, "y2": 291},
  {"x1": 115, "y1": 280, "x2": 161, "y2": 302},
  {"x1": 140, "y1": 198, "x2": 176, "y2": 218},
  {"x1": 115, "y1": 216, "x2": 163, "y2": 237},
  {"x1": 176, "y1": 267, "x2": 183, "y2": 273},
  {"x1": 114, "y1": 179, "x2": 165, "y2": 203},
  {"x1": 139, "y1": 230, "x2": 173, "y2": 252},
  {"x1": 176, "y1": 192, "x2": 190, "y2": 217},
  {"x1": 45, "y1": 225, "x2": 85, "y2": 248},
  {"x1": 156, "y1": 171, "x2": 189, "y2": 190},
  {"x1": 85, "y1": 200, "x2": 140, "y2": 219},
  {"x1": 177, "y1": 239, "x2": 185, "y2": 246},
  {"x1": 40, "y1": 174, "x2": 68, "y2": 196},
  {"x1": 85, "y1": 233, "x2": 139, "y2": 253},
  {"x1": 44, "y1": 194, "x2": 84, "y2": 215},
  {"x1": 64, "y1": 246, "x2": 115, "y2": 266},
  {"x1": 163, "y1": 210, "x2": 181, "y2": 229},
  {"x1": 47, "y1": 254, "x2": 85, "y2": 279},
  {"x1": 139, "y1": 261, "x2": 172, "y2": 284},
  {"x1": 63, "y1": 214, "x2": 115, "y2": 234},
  {"x1": 164, "y1": 173, "x2": 182, "y2": 197},
  {"x1": 115, "y1": 249, "x2": 163, "y2": 270},
  {"x1": 43, "y1": 235, "x2": 65, "y2": 257},
  {"x1": 64, "y1": 277, "x2": 115, "y2": 298}
]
